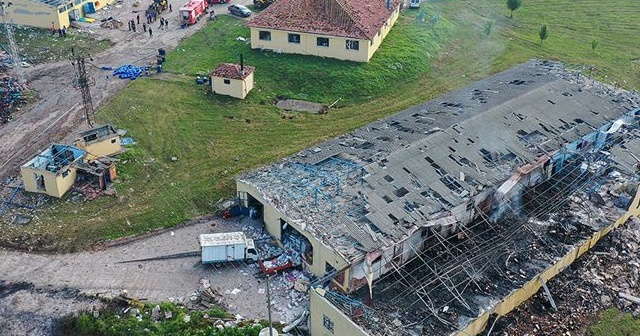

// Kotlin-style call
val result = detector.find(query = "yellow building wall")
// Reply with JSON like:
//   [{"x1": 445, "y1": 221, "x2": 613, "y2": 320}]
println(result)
[
  {"x1": 250, "y1": 7, "x2": 400, "y2": 62},
  {"x1": 8, "y1": 0, "x2": 66, "y2": 29},
  {"x1": 310, "y1": 289, "x2": 369, "y2": 336},
  {"x1": 75, "y1": 136, "x2": 122, "y2": 161},
  {"x1": 9, "y1": 0, "x2": 116, "y2": 29},
  {"x1": 212, "y1": 74, "x2": 253, "y2": 99},
  {"x1": 366, "y1": 6, "x2": 400, "y2": 60},
  {"x1": 236, "y1": 181, "x2": 350, "y2": 276},
  {"x1": 20, "y1": 166, "x2": 77, "y2": 198}
]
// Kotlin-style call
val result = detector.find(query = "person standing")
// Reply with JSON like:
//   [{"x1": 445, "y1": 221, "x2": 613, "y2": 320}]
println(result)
[
  {"x1": 149, "y1": 27, "x2": 153, "y2": 37},
  {"x1": 143, "y1": 23, "x2": 147, "y2": 32},
  {"x1": 137, "y1": 13, "x2": 140, "y2": 24},
  {"x1": 132, "y1": 20, "x2": 137, "y2": 32},
  {"x1": 169, "y1": 4, "x2": 172, "y2": 12},
  {"x1": 128, "y1": 20, "x2": 131, "y2": 31}
]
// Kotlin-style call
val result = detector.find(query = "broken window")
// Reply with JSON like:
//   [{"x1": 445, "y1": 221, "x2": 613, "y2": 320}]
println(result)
[
  {"x1": 317, "y1": 37, "x2": 329, "y2": 47},
  {"x1": 111, "y1": 139, "x2": 117, "y2": 144},
  {"x1": 345, "y1": 40, "x2": 359, "y2": 51},
  {"x1": 258, "y1": 31, "x2": 271, "y2": 41},
  {"x1": 58, "y1": 6, "x2": 65, "y2": 13},
  {"x1": 223, "y1": 79, "x2": 231, "y2": 85},
  {"x1": 34, "y1": 174, "x2": 45, "y2": 191},
  {"x1": 288, "y1": 33, "x2": 301, "y2": 44},
  {"x1": 323, "y1": 315, "x2": 334, "y2": 333}
]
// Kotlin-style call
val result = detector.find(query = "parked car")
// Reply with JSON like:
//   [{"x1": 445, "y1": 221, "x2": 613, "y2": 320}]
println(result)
[{"x1": 228, "y1": 4, "x2": 251, "y2": 17}]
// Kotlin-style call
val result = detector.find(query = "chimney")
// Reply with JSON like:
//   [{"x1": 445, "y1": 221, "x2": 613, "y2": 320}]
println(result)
[
  {"x1": 240, "y1": 54, "x2": 245, "y2": 76},
  {"x1": 386, "y1": 0, "x2": 390, "y2": 10}
]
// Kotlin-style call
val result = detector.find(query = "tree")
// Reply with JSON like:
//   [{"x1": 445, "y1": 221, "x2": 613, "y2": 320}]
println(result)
[
  {"x1": 539, "y1": 25, "x2": 548, "y2": 45},
  {"x1": 507, "y1": 0, "x2": 522, "y2": 18}
]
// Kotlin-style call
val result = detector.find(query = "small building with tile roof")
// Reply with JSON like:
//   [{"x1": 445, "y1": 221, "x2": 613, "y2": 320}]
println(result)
[
  {"x1": 210, "y1": 62, "x2": 256, "y2": 99},
  {"x1": 246, "y1": 0, "x2": 402, "y2": 62},
  {"x1": 7, "y1": 0, "x2": 116, "y2": 29}
]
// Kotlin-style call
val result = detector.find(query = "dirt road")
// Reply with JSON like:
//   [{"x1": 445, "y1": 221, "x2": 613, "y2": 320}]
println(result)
[{"x1": 0, "y1": 215, "x2": 306, "y2": 335}]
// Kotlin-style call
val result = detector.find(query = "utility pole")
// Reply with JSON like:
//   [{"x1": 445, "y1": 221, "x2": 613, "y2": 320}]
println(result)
[
  {"x1": 266, "y1": 274, "x2": 274, "y2": 336},
  {"x1": 70, "y1": 47, "x2": 95, "y2": 128},
  {"x1": 0, "y1": 1, "x2": 25, "y2": 83}
]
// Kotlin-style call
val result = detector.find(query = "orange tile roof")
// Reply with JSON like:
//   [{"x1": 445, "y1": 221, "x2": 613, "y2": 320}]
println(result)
[
  {"x1": 210, "y1": 63, "x2": 255, "y2": 80},
  {"x1": 247, "y1": 0, "x2": 401, "y2": 40}
]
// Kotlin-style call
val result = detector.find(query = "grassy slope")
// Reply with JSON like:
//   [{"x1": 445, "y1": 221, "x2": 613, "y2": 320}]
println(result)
[{"x1": 4, "y1": 0, "x2": 638, "y2": 253}]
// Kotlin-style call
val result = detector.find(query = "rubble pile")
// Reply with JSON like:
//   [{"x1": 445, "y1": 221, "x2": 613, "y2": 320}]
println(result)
[
  {"x1": 188, "y1": 278, "x2": 227, "y2": 310},
  {"x1": 0, "y1": 69, "x2": 28, "y2": 124},
  {"x1": 262, "y1": 248, "x2": 302, "y2": 270},
  {"x1": 70, "y1": 183, "x2": 117, "y2": 202},
  {"x1": 492, "y1": 216, "x2": 640, "y2": 336},
  {"x1": 269, "y1": 269, "x2": 311, "y2": 321}
]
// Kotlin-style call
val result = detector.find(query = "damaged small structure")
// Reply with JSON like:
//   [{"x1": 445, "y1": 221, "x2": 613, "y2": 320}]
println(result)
[
  {"x1": 20, "y1": 144, "x2": 85, "y2": 198},
  {"x1": 235, "y1": 60, "x2": 640, "y2": 335},
  {"x1": 210, "y1": 62, "x2": 255, "y2": 99},
  {"x1": 74, "y1": 124, "x2": 122, "y2": 161},
  {"x1": 246, "y1": 0, "x2": 401, "y2": 62}
]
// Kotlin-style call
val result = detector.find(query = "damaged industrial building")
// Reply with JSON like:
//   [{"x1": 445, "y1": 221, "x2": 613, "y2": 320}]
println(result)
[{"x1": 235, "y1": 60, "x2": 640, "y2": 335}]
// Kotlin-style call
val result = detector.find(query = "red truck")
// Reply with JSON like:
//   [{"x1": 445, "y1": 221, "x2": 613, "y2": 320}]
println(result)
[
  {"x1": 259, "y1": 258, "x2": 294, "y2": 275},
  {"x1": 179, "y1": 0, "x2": 208, "y2": 25}
]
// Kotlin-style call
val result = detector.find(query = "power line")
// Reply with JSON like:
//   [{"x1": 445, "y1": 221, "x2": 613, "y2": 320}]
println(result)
[{"x1": 70, "y1": 48, "x2": 95, "y2": 128}]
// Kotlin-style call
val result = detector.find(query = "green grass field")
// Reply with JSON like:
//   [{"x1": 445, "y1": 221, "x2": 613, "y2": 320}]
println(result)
[{"x1": 2, "y1": 0, "x2": 638, "y2": 254}]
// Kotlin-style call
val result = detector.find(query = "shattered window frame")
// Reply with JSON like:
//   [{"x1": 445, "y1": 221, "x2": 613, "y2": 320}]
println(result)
[
  {"x1": 258, "y1": 30, "x2": 271, "y2": 41},
  {"x1": 288, "y1": 33, "x2": 301, "y2": 44},
  {"x1": 323, "y1": 314, "x2": 334, "y2": 333},
  {"x1": 346, "y1": 40, "x2": 359, "y2": 51}
]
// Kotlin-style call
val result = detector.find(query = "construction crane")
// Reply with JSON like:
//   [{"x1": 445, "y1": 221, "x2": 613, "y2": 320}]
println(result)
[{"x1": 0, "y1": 1, "x2": 26, "y2": 83}]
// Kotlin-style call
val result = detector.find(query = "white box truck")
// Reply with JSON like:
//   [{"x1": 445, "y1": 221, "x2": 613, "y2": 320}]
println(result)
[{"x1": 199, "y1": 232, "x2": 258, "y2": 264}]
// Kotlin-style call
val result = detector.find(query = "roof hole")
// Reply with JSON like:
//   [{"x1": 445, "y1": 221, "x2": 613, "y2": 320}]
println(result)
[
  {"x1": 395, "y1": 187, "x2": 409, "y2": 198},
  {"x1": 383, "y1": 195, "x2": 393, "y2": 203}
]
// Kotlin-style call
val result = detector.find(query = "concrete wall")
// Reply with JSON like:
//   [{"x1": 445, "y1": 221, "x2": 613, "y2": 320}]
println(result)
[
  {"x1": 75, "y1": 136, "x2": 121, "y2": 161},
  {"x1": 310, "y1": 288, "x2": 369, "y2": 336},
  {"x1": 249, "y1": 7, "x2": 399, "y2": 62},
  {"x1": 20, "y1": 166, "x2": 77, "y2": 198},
  {"x1": 236, "y1": 181, "x2": 350, "y2": 276},
  {"x1": 10, "y1": 0, "x2": 116, "y2": 29},
  {"x1": 212, "y1": 73, "x2": 254, "y2": 99}
]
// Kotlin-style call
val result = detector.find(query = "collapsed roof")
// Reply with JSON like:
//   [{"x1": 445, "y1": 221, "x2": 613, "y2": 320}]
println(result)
[{"x1": 239, "y1": 60, "x2": 640, "y2": 262}]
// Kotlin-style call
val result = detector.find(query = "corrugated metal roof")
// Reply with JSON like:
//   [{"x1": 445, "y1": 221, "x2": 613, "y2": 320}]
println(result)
[{"x1": 239, "y1": 60, "x2": 640, "y2": 262}]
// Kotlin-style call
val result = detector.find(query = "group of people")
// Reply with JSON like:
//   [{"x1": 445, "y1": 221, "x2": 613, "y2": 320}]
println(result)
[
  {"x1": 50, "y1": 22, "x2": 67, "y2": 38},
  {"x1": 127, "y1": 11, "x2": 172, "y2": 37}
]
